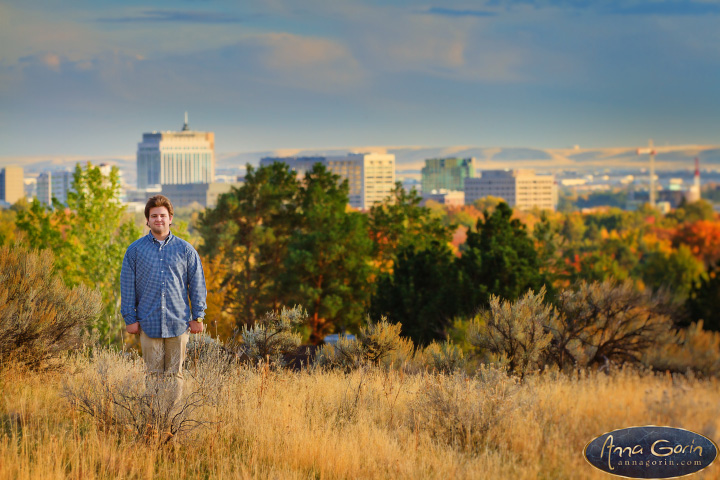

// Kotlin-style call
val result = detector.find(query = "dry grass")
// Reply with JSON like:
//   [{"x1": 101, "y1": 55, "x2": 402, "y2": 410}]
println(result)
[{"x1": 1, "y1": 353, "x2": 719, "y2": 480}]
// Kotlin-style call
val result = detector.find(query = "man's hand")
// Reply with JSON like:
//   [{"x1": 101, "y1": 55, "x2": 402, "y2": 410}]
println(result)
[
  {"x1": 126, "y1": 322, "x2": 140, "y2": 335},
  {"x1": 189, "y1": 320, "x2": 204, "y2": 334}
]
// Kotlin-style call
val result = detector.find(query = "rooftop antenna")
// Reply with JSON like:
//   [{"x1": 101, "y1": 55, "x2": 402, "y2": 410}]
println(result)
[
  {"x1": 182, "y1": 111, "x2": 189, "y2": 131},
  {"x1": 637, "y1": 139, "x2": 656, "y2": 208}
]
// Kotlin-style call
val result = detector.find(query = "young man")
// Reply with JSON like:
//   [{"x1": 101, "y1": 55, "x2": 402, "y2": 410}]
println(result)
[{"x1": 120, "y1": 195, "x2": 207, "y2": 406}]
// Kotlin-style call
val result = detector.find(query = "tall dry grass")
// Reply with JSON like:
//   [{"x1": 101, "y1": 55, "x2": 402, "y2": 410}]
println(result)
[{"x1": 1, "y1": 352, "x2": 719, "y2": 480}]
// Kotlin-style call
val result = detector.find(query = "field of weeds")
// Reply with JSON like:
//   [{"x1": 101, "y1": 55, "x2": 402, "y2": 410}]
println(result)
[{"x1": 1, "y1": 347, "x2": 719, "y2": 480}]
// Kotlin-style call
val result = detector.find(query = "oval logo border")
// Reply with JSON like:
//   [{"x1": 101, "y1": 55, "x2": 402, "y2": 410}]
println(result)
[{"x1": 584, "y1": 425, "x2": 718, "y2": 479}]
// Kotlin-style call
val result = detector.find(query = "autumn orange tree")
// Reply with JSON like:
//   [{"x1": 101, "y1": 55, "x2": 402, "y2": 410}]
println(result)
[{"x1": 672, "y1": 219, "x2": 720, "y2": 268}]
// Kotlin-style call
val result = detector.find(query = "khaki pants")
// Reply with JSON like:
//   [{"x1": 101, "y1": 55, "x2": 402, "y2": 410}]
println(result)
[{"x1": 140, "y1": 329, "x2": 189, "y2": 410}]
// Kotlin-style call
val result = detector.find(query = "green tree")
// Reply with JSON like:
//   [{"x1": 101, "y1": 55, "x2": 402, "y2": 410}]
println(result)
[
  {"x1": 0, "y1": 199, "x2": 28, "y2": 246},
  {"x1": 457, "y1": 202, "x2": 546, "y2": 316},
  {"x1": 471, "y1": 196, "x2": 505, "y2": 215},
  {"x1": 371, "y1": 240, "x2": 460, "y2": 345},
  {"x1": 368, "y1": 183, "x2": 453, "y2": 274},
  {"x1": 282, "y1": 164, "x2": 373, "y2": 344},
  {"x1": 575, "y1": 189, "x2": 628, "y2": 209},
  {"x1": 583, "y1": 208, "x2": 648, "y2": 236},
  {"x1": 198, "y1": 162, "x2": 301, "y2": 328},
  {"x1": 533, "y1": 211, "x2": 563, "y2": 288},
  {"x1": 636, "y1": 244, "x2": 704, "y2": 303},
  {"x1": 367, "y1": 184, "x2": 458, "y2": 345},
  {"x1": 686, "y1": 259, "x2": 720, "y2": 331},
  {"x1": 559, "y1": 213, "x2": 586, "y2": 244},
  {"x1": 668, "y1": 199, "x2": 716, "y2": 224},
  {"x1": 557, "y1": 190, "x2": 578, "y2": 213},
  {"x1": 15, "y1": 163, "x2": 141, "y2": 343}
]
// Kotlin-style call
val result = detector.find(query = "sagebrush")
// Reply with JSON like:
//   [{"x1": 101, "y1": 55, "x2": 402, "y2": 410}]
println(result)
[
  {"x1": 0, "y1": 245, "x2": 100, "y2": 370},
  {"x1": 62, "y1": 344, "x2": 232, "y2": 445}
]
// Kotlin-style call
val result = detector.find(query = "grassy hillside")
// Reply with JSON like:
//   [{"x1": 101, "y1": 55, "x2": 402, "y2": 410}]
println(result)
[{"x1": 1, "y1": 350, "x2": 718, "y2": 480}]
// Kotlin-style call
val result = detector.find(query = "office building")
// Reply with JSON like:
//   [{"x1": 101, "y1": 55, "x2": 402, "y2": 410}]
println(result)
[
  {"x1": 0, "y1": 167, "x2": 24, "y2": 204},
  {"x1": 161, "y1": 182, "x2": 240, "y2": 209},
  {"x1": 37, "y1": 172, "x2": 51, "y2": 205},
  {"x1": 465, "y1": 169, "x2": 557, "y2": 211},
  {"x1": 259, "y1": 157, "x2": 325, "y2": 179},
  {"x1": 136, "y1": 114, "x2": 215, "y2": 189},
  {"x1": 36, "y1": 164, "x2": 121, "y2": 206},
  {"x1": 51, "y1": 170, "x2": 74, "y2": 204},
  {"x1": 421, "y1": 157, "x2": 477, "y2": 193},
  {"x1": 35, "y1": 170, "x2": 74, "y2": 205},
  {"x1": 260, "y1": 152, "x2": 395, "y2": 209}
]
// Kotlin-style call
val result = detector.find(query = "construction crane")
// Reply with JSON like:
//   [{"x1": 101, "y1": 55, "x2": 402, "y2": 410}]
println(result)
[{"x1": 637, "y1": 140, "x2": 657, "y2": 208}]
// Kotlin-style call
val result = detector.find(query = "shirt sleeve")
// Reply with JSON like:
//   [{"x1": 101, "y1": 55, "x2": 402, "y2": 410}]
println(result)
[
  {"x1": 120, "y1": 247, "x2": 137, "y2": 325},
  {"x1": 186, "y1": 246, "x2": 208, "y2": 320}
]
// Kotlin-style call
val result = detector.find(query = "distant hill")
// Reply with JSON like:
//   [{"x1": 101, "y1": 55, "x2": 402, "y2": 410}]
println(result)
[
  {"x1": 218, "y1": 144, "x2": 720, "y2": 175},
  {"x1": 3, "y1": 145, "x2": 719, "y2": 186}
]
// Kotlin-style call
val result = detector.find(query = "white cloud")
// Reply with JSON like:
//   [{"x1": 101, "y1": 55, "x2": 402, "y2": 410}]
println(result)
[
  {"x1": 0, "y1": 4, "x2": 105, "y2": 64},
  {"x1": 252, "y1": 33, "x2": 367, "y2": 90},
  {"x1": 285, "y1": 2, "x2": 528, "y2": 83}
]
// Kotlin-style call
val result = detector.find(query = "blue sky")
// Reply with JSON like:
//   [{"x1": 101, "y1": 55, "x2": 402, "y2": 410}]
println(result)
[{"x1": 1, "y1": 0, "x2": 719, "y2": 158}]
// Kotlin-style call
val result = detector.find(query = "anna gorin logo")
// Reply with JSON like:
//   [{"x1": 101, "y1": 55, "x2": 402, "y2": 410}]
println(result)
[{"x1": 584, "y1": 426, "x2": 717, "y2": 479}]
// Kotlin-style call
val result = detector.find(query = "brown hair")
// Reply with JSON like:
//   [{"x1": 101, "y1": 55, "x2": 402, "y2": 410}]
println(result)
[{"x1": 145, "y1": 195, "x2": 174, "y2": 219}]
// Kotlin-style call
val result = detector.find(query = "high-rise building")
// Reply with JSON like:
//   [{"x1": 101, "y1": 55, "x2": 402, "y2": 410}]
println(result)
[
  {"x1": 260, "y1": 152, "x2": 395, "y2": 209},
  {"x1": 51, "y1": 170, "x2": 74, "y2": 204},
  {"x1": 161, "y1": 182, "x2": 240, "y2": 209},
  {"x1": 421, "y1": 158, "x2": 477, "y2": 193},
  {"x1": 36, "y1": 165, "x2": 119, "y2": 206},
  {"x1": 0, "y1": 166, "x2": 24, "y2": 204},
  {"x1": 37, "y1": 172, "x2": 52, "y2": 205},
  {"x1": 35, "y1": 170, "x2": 74, "y2": 205},
  {"x1": 464, "y1": 169, "x2": 557, "y2": 211},
  {"x1": 136, "y1": 114, "x2": 215, "y2": 189}
]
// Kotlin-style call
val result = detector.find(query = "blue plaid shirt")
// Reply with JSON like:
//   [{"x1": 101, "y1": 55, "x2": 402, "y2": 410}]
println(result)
[{"x1": 120, "y1": 232, "x2": 207, "y2": 338}]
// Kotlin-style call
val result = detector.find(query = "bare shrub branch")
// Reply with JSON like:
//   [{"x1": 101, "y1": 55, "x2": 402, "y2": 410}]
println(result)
[
  {"x1": 63, "y1": 345, "x2": 231, "y2": 445},
  {"x1": 547, "y1": 280, "x2": 674, "y2": 369}
]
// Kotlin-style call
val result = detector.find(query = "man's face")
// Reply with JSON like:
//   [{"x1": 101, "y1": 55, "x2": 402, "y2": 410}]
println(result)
[{"x1": 148, "y1": 206, "x2": 172, "y2": 238}]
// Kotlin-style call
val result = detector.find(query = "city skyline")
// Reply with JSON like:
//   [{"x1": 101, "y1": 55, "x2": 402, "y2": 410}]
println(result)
[{"x1": 1, "y1": 0, "x2": 720, "y2": 161}]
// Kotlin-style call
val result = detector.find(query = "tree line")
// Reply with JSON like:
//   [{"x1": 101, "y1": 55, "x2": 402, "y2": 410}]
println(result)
[{"x1": 3, "y1": 162, "x2": 720, "y2": 348}]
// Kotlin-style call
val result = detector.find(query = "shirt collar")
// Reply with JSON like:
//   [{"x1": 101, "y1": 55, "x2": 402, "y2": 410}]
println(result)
[{"x1": 147, "y1": 231, "x2": 174, "y2": 246}]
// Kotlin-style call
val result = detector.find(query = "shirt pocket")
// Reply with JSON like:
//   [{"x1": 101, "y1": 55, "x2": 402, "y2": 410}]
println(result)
[{"x1": 166, "y1": 248, "x2": 188, "y2": 281}]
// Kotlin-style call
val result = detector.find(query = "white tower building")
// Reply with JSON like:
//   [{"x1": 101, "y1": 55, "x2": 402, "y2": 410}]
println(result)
[
  {"x1": 136, "y1": 114, "x2": 215, "y2": 189},
  {"x1": 464, "y1": 169, "x2": 557, "y2": 211}
]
